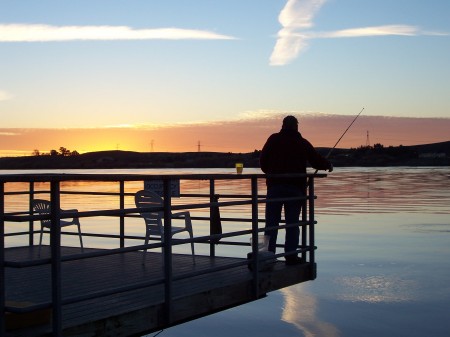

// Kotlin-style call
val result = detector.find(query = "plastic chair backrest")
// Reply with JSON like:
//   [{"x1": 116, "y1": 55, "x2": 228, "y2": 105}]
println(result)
[
  {"x1": 32, "y1": 199, "x2": 52, "y2": 227},
  {"x1": 135, "y1": 190, "x2": 165, "y2": 235}
]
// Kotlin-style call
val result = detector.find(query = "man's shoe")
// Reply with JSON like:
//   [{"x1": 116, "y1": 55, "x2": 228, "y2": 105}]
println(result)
[{"x1": 285, "y1": 256, "x2": 303, "y2": 265}]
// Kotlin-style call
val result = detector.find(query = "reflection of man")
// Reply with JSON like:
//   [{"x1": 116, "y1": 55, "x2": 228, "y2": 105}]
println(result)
[{"x1": 260, "y1": 115, "x2": 333, "y2": 265}]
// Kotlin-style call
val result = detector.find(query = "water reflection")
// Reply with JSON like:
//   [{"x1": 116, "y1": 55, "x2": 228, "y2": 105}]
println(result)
[
  {"x1": 280, "y1": 167, "x2": 450, "y2": 337},
  {"x1": 315, "y1": 167, "x2": 450, "y2": 215},
  {"x1": 404, "y1": 222, "x2": 450, "y2": 234},
  {"x1": 281, "y1": 285, "x2": 340, "y2": 337},
  {"x1": 333, "y1": 274, "x2": 417, "y2": 303}
]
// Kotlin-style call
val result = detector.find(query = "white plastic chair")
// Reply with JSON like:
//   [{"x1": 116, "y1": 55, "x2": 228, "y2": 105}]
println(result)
[
  {"x1": 32, "y1": 199, "x2": 84, "y2": 255},
  {"x1": 135, "y1": 190, "x2": 195, "y2": 264}
]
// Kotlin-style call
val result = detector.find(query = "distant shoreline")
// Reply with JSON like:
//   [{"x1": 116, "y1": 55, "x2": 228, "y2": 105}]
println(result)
[{"x1": 0, "y1": 141, "x2": 449, "y2": 170}]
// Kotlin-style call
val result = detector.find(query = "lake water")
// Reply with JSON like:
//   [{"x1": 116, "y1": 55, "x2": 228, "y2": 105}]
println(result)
[
  {"x1": 149, "y1": 167, "x2": 450, "y2": 337},
  {"x1": 2, "y1": 166, "x2": 450, "y2": 336}
]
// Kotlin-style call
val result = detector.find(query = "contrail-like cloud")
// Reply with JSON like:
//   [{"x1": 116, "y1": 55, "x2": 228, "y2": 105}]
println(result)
[
  {"x1": 0, "y1": 23, "x2": 236, "y2": 42},
  {"x1": 270, "y1": 0, "x2": 326, "y2": 66},
  {"x1": 308, "y1": 25, "x2": 448, "y2": 38},
  {"x1": 270, "y1": 0, "x2": 449, "y2": 66}
]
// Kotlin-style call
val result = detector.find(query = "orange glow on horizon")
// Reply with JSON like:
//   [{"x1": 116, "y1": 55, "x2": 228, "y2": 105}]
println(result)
[{"x1": 0, "y1": 114, "x2": 449, "y2": 157}]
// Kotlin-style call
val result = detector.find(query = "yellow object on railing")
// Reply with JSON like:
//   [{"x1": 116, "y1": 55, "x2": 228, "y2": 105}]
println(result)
[{"x1": 235, "y1": 163, "x2": 243, "y2": 174}]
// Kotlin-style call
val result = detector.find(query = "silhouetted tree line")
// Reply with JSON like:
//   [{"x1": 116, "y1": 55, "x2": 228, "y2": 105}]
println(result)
[
  {"x1": 351, "y1": 143, "x2": 416, "y2": 157},
  {"x1": 32, "y1": 147, "x2": 79, "y2": 157},
  {"x1": 325, "y1": 142, "x2": 438, "y2": 166}
]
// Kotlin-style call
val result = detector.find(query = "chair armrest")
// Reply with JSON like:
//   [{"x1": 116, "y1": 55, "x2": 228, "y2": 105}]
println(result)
[
  {"x1": 171, "y1": 211, "x2": 189, "y2": 218},
  {"x1": 60, "y1": 209, "x2": 80, "y2": 220},
  {"x1": 61, "y1": 209, "x2": 79, "y2": 213},
  {"x1": 171, "y1": 211, "x2": 193, "y2": 231}
]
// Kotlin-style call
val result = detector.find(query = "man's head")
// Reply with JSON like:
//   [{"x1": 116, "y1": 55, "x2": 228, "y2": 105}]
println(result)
[{"x1": 282, "y1": 115, "x2": 298, "y2": 131}]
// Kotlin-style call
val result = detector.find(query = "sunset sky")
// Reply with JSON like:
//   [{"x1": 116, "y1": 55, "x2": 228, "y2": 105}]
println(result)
[{"x1": 0, "y1": 0, "x2": 449, "y2": 156}]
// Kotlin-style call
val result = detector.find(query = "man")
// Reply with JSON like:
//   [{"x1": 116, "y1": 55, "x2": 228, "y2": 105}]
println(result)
[{"x1": 260, "y1": 115, "x2": 333, "y2": 265}]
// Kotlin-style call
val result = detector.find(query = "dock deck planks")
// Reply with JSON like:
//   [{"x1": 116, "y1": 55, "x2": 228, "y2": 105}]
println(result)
[{"x1": 4, "y1": 246, "x2": 315, "y2": 336}]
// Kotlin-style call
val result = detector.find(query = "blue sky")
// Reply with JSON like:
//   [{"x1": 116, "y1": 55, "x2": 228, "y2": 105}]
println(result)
[{"x1": 0, "y1": 0, "x2": 449, "y2": 154}]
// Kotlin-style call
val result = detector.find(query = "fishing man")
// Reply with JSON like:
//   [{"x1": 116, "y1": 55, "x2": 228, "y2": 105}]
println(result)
[{"x1": 260, "y1": 115, "x2": 333, "y2": 265}]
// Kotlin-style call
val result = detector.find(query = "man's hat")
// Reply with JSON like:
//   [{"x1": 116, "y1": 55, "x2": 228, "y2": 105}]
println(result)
[{"x1": 282, "y1": 115, "x2": 298, "y2": 129}]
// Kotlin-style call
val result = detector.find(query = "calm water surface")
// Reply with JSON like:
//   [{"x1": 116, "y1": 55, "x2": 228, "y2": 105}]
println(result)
[
  {"x1": 3, "y1": 167, "x2": 450, "y2": 337},
  {"x1": 156, "y1": 167, "x2": 450, "y2": 337}
]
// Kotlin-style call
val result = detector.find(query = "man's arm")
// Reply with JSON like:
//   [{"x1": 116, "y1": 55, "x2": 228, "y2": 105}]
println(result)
[{"x1": 304, "y1": 139, "x2": 333, "y2": 171}]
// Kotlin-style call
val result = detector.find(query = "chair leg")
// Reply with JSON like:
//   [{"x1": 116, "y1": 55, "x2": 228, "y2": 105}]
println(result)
[
  {"x1": 76, "y1": 220, "x2": 84, "y2": 251},
  {"x1": 161, "y1": 238, "x2": 165, "y2": 263},
  {"x1": 38, "y1": 227, "x2": 44, "y2": 257},
  {"x1": 142, "y1": 236, "x2": 149, "y2": 265},
  {"x1": 188, "y1": 230, "x2": 196, "y2": 264}
]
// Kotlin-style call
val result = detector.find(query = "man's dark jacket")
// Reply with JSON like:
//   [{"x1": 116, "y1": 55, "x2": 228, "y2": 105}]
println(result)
[{"x1": 260, "y1": 129, "x2": 330, "y2": 189}]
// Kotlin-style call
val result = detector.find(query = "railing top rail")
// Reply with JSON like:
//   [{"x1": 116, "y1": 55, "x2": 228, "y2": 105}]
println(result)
[{"x1": 0, "y1": 172, "x2": 327, "y2": 183}]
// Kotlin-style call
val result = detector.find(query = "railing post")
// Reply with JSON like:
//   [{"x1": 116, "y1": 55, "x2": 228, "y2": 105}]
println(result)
[
  {"x1": 308, "y1": 176, "x2": 316, "y2": 276},
  {"x1": 50, "y1": 179, "x2": 63, "y2": 336},
  {"x1": 29, "y1": 181, "x2": 35, "y2": 246},
  {"x1": 301, "y1": 180, "x2": 307, "y2": 262},
  {"x1": 119, "y1": 180, "x2": 125, "y2": 248},
  {"x1": 163, "y1": 178, "x2": 173, "y2": 325},
  {"x1": 0, "y1": 182, "x2": 5, "y2": 335},
  {"x1": 250, "y1": 176, "x2": 260, "y2": 299},
  {"x1": 209, "y1": 179, "x2": 216, "y2": 257}
]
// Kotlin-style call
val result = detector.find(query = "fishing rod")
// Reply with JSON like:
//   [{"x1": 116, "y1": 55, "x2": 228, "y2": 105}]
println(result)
[
  {"x1": 326, "y1": 107, "x2": 364, "y2": 158},
  {"x1": 313, "y1": 107, "x2": 365, "y2": 174}
]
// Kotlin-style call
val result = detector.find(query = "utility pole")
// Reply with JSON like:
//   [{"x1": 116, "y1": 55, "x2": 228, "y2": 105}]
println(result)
[
  {"x1": 366, "y1": 131, "x2": 370, "y2": 147},
  {"x1": 151, "y1": 140, "x2": 154, "y2": 152},
  {"x1": 197, "y1": 141, "x2": 201, "y2": 152}
]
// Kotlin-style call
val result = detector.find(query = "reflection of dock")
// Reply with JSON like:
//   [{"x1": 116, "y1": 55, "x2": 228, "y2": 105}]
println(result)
[{"x1": 1, "y1": 173, "x2": 325, "y2": 336}]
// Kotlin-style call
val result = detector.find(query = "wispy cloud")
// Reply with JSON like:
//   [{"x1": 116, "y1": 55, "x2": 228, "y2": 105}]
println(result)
[
  {"x1": 308, "y1": 25, "x2": 446, "y2": 38},
  {"x1": 270, "y1": 0, "x2": 449, "y2": 66},
  {"x1": 0, "y1": 23, "x2": 237, "y2": 42},
  {"x1": 270, "y1": 0, "x2": 326, "y2": 66},
  {"x1": 0, "y1": 132, "x2": 19, "y2": 136}
]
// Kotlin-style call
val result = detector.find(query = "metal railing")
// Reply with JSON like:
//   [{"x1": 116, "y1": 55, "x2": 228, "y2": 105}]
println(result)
[{"x1": 0, "y1": 172, "x2": 326, "y2": 336}]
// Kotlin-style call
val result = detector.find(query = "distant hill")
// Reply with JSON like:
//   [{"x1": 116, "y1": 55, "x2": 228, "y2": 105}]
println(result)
[
  {"x1": 0, "y1": 151, "x2": 261, "y2": 170},
  {"x1": 326, "y1": 141, "x2": 450, "y2": 167},
  {"x1": 0, "y1": 141, "x2": 449, "y2": 170}
]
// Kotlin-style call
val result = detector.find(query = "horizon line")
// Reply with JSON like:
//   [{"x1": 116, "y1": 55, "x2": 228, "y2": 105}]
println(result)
[{"x1": 1, "y1": 139, "x2": 449, "y2": 158}]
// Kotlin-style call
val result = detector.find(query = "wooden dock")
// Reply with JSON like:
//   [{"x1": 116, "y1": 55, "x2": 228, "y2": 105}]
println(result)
[
  {"x1": 5, "y1": 245, "x2": 315, "y2": 337},
  {"x1": 0, "y1": 172, "x2": 325, "y2": 336}
]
